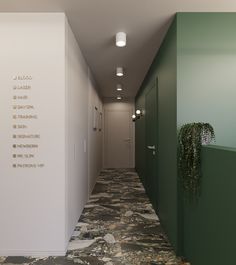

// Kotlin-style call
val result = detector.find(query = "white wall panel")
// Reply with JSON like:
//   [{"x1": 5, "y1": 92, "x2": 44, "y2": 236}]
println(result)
[
  {"x1": 88, "y1": 69, "x2": 103, "y2": 195},
  {"x1": 0, "y1": 13, "x2": 103, "y2": 256},
  {"x1": 0, "y1": 13, "x2": 66, "y2": 256},
  {"x1": 65, "y1": 19, "x2": 89, "y2": 242}
]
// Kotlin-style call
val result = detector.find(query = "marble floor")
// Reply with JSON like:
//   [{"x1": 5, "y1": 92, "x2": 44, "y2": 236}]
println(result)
[{"x1": 1, "y1": 169, "x2": 188, "y2": 265}]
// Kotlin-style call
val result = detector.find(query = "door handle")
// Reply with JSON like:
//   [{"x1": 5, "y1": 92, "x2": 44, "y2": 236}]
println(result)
[{"x1": 147, "y1": 145, "x2": 156, "y2": 150}]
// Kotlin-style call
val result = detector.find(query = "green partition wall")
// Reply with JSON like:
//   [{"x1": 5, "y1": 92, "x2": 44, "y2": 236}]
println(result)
[
  {"x1": 135, "y1": 17, "x2": 179, "y2": 252},
  {"x1": 183, "y1": 146, "x2": 236, "y2": 265},
  {"x1": 135, "y1": 12, "x2": 236, "y2": 264},
  {"x1": 177, "y1": 13, "x2": 236, "y2": 264}
]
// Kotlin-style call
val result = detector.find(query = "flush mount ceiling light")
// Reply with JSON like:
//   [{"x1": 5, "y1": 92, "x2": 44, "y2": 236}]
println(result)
[
  {"x1": 116, "y1": 32, "x2": 126, "y2": 47},
  {"x1": 116, "y1": 67, "x2": 124, "y2": 77},
  {"x1": 116, "y1": 84, "x2": 123, "y2": 91},
  {"x1": 117, "y1": 95, "x2": 122, "y2": 100}
]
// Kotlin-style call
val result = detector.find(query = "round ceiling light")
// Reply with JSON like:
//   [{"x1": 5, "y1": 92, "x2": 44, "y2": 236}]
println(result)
[
  {"x1": 116, "y1": 32, "x2": 126, "y2": 47},
  {"x1": 116, "y1": 84, "x2": 123, "y2": 91},
  {"x1": 116, "y1": 67, "x2": 124, "y2": 77}
]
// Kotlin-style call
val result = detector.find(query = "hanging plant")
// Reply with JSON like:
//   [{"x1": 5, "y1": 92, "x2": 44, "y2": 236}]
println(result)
[{"x1": 178, "y1": 122, "x2": 215, "y2": 198}]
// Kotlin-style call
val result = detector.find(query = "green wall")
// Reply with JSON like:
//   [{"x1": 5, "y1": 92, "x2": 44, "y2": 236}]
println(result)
[
  {"x1": 135, "y1": 95, "x2": 146, "y2": 184},
  {"x1": 136, "y1": 12, "x2": 236, "y2": 264},
  {"x1": 183, "y1": 145, "x2": 236, "y2": 265},
  {"x1": 135, "y1": 17, "x2": 179, "y2": 252},
  {"x1": 177, "y1": 13, "x2": 236, "y2": 148},
  {"x1": 177, "y1": 13, "x2": 236, "y2": 265},
  {"x1": 177, "y1": 13, "x2": 236, "y2": 264}
]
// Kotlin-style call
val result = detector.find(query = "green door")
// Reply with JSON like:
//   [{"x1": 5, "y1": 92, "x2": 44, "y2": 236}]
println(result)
[{"x1": 145, "y1": 80, "x2": 158, "y2": 209}]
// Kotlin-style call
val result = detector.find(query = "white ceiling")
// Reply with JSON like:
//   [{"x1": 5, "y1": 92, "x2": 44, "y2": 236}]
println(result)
[{"x1": 1, "y1": 0, "x2": 236, "y2": 99}]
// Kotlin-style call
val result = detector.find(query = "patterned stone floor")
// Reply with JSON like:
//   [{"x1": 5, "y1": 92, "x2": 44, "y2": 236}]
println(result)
[{"x1": 0, "y1": 169, "x2": 187, "y2": 265}]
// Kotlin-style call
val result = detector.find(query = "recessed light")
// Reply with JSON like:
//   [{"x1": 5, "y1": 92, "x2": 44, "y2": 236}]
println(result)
[
  {"x1": 116, "y1": 84, "x2": 123, "y2": 91},
  {"x1": 117, "y1": 96, "x2": 122, "y2": 100},
  {"x1": 116, "y1": 67, "x2": 124, "y2": 77},
  {"x1": 116, "y1": 32, "x2": 126, "y2": 47}
]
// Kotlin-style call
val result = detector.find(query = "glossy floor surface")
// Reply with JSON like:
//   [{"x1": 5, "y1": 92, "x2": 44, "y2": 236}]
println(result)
[{"x1": 1, "y1": 169, "x2": 186, "y2": 265}]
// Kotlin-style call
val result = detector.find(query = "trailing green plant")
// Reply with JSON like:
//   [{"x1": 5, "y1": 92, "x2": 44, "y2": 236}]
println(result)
[{"x1": 178, "y1": 122, "x2": 215, "y2": 199}]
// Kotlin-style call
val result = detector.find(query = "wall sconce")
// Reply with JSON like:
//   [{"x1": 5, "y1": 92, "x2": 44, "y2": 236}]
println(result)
[
  {"x1": 136, "y1": 109, "x2": 143, "y2": 118},
  {"x1": 132, "y1": 110, "x2": 144, "y2": 122},
  {"x1": 132, "y1": 114, "x2": 136, "y2": 122}
]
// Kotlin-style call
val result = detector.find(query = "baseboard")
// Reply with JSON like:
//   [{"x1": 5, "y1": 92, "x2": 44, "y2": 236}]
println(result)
[{"x1": 0, "y1": 249, "x2": 66, "y2": 257}]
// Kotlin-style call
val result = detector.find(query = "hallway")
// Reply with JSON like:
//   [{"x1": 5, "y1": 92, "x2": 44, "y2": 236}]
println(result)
[{"x1": 1, "y1": 169, "x2": 183, "y2": 265}]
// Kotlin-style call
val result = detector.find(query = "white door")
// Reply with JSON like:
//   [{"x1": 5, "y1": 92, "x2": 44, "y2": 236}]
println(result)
[{"x1": 104, "y1": 102, "x2": 134, "y2": 168}]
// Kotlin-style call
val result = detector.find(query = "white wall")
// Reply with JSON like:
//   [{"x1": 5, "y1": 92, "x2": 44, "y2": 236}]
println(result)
[
  {"x1": 65, "y1": 19, "x2": 89, "y2": 242},
  {"x1": 0, "y1": 13, "x2": 103, "y2": 256},
  {"x1": 0, "y1": 13, "x2": 66, "y2": 256},
  {"x1": 88, "y1": 70, "x2": 103, "y2": 195}
]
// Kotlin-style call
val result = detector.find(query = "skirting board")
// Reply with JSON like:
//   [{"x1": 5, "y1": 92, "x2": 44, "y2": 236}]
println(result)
[{"x1": 0, "y1": 249, "x2": 66, "y2": 257}]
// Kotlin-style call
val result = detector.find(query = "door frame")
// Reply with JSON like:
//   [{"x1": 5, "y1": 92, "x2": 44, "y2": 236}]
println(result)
[{"x1": 145, "y1": 77, "x2": 159, "y2": 208}]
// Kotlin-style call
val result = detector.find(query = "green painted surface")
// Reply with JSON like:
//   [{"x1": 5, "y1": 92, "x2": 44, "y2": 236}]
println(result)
[
  {"x1": 177, "y1": 13, "x2": 236, "y2": 264},
  {"x1": 145, "y1": 82, "x2": 158, "y2": 209},
  {"x1": 183, "y1": 146, "x2": 236, "y2": 265},
  {"x1": 136, "y1": 13, "x2": 236, "y2": 263},
  {"x1": 135, "y1": 17, "x2": 179, "y2": 252},
  {"x1": 177, "y1": 13, "x2": 236, "y2": 148},
  {"x1": 135, "y1": 95, "x2": 146, "y2": 184},
  {"x1": 206, "y1": 144, "x2": 236, "y2": 152}
]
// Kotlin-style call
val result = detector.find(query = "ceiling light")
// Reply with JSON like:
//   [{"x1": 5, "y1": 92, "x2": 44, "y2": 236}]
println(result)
[
  {"x1": 116, "y1": 32, "x2": 126, "y2": 47},
  {"x1": 116, "y1": 67, "x2": 124, "y2": 77},
  {"x1": 117, "y1": 96, "x2": 122, "y2": 100},
  {"x1": 116, "y1": 84, "x2": 123, "y2": 91}
]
